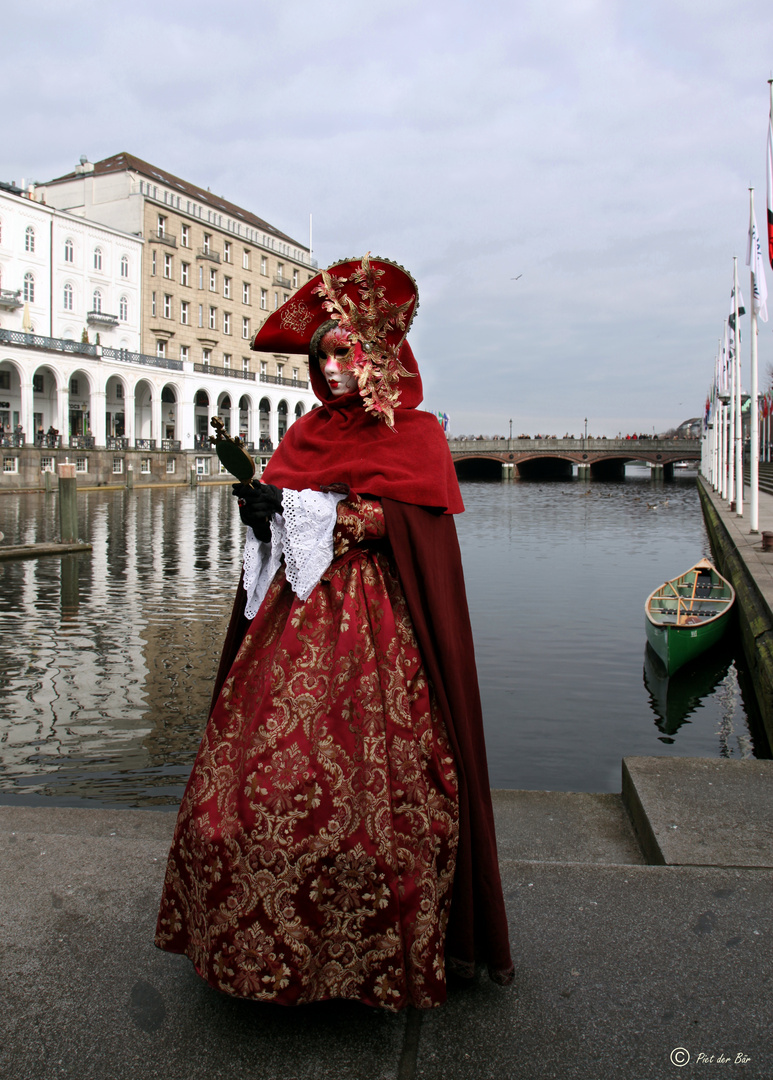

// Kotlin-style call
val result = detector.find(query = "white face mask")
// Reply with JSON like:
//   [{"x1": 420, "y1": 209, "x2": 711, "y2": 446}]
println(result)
[{"x1": 320, "y1": 329, "x2": 358, "y2": 397}]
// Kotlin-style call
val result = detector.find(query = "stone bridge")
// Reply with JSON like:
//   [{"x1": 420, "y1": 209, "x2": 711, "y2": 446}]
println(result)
[{"x1": 448, "y1": 438, "x2": 701, "y2": 480}]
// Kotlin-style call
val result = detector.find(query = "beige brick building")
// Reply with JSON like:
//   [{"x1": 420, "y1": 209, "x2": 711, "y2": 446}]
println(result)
[{"x1": 40, "y1": 153, "x2": 317, "y2": 448}]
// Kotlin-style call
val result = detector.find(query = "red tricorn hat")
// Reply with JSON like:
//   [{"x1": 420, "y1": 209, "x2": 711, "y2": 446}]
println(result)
[{"x1": 251, "y1": 254, "x2": 419, "y2": 356}]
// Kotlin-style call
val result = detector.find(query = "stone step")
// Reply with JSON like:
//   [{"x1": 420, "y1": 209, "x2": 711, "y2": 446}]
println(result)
[{"x1": 622, "y1": 755, "x2": 773, "y2": 867}]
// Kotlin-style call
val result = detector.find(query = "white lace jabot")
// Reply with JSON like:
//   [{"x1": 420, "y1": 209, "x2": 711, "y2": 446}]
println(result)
[{"x1": 242, "y1": 488, "x2": 346, "y2": 620}]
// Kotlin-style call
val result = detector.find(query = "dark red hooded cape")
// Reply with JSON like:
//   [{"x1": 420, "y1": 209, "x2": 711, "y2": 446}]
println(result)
[{"x1": 213, "y1": 343, "x2": 513, "y2": 981}]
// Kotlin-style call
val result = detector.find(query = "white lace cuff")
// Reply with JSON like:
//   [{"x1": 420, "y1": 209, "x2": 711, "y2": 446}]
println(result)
[{"x1": 242, "y1": 488, "x2": 346, "y2": 619}]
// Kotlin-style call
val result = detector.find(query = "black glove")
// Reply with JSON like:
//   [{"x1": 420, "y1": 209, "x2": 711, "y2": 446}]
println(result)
[{"x1": 232, "y1": 483, "x2": 283, "y2": 542}]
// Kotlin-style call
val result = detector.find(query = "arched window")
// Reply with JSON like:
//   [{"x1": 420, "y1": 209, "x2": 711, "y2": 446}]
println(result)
[
  {"x1": 94, "y1": 247, "x2": 102, "y2": 271},
  {"x1": 64, "y1": 239, "x2": 74, "y2": 263},
  {"x1": 25, "y1": 226, "x2": 35, "y2": 253},
  {"x1": 92, "y1": 289, "x2": 102, "y2": 313},
  {"x1": 120, "y1": 255, "x2": 129, "y2": 278},
  {"x1": 119, "y1": 295, "x2": 128, "y2": 321},
  {"x1": 23, "y1": 272, "x2": 34, "y2": 302},
  {"x1": 63, "y1": 283, "x2": 73, "y2": 310}
]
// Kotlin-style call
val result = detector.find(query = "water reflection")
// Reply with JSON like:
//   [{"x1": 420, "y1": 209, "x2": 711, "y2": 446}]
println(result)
[
  {"x1": 60, "y1": 554, "x2": 80, "y2": 616},
  {"x1": 643, "y1": 643, "x2": 733, "y2": 740},
  {"x1": 0, "y1": 471, "x2": 768, "y2": 806},
  {"x1": 0, "y1": 486, "x2": 242, "y2": 807}
]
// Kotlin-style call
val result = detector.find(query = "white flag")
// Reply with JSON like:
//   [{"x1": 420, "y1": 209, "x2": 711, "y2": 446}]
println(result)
[{"x1": 746, "y1": 204, "x2": 769, "y2": 322}]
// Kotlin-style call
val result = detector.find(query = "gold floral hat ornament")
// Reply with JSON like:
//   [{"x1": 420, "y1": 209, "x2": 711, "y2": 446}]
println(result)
[{"x1": 251, "y1": 254, "x2": 419, "y2": 429}]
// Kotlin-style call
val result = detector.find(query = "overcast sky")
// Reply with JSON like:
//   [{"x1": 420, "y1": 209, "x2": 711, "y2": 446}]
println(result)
[{"x1": 5, "y1": 0, "x2": 773, "y2": 436}]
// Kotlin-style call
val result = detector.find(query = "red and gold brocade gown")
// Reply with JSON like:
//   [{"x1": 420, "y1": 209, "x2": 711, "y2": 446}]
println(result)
[{"x1": 155, "y1": 497, "x2": 459, "y2": 1011}]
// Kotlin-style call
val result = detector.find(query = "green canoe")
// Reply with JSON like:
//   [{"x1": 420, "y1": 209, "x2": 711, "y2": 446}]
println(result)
[{"x1": 644, "y1": 559, "x2": 735, "y2": 675}]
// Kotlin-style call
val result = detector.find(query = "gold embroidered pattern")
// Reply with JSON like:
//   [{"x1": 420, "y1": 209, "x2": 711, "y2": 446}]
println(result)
[
  {"x1": 156, "y1": 499, "x2": 458, "y2": 1011},
  {"x1": 279, "y1": 301, "x2": 314, "y2": 335}
]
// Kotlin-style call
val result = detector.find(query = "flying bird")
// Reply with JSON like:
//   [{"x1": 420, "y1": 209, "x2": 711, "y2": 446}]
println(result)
[{"x1": 511, "y1": 274, "x2": 522, "y2": 280}]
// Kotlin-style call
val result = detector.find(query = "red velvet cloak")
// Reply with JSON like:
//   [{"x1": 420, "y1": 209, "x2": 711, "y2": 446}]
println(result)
[{"x1": 212, "y1": 342, "x2": 513, "y2": 977}]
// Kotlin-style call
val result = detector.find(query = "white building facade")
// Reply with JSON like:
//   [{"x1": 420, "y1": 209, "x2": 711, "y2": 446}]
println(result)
[
  {"x1": 0, "y1": 183, "x2": 143, "y2": 447},
  {"x1": 1, "y1": 165, "x2": 318, "y2": 488}
]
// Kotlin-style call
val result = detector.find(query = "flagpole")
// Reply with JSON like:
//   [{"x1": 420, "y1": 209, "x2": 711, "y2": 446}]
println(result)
[
  {"x1": 714, "y1": 340, "x2": 721, "y2": 488},
  {"x1": 722, "y1": 319, "x2": 730, "y2": 500},
  {"x1": 734, "y1": 256, "x2": 744, "y2": 516},
  {"x1": 728, "y1": 305, "x2": 736, "y2": 507},
  {"x1": 749, "y1": 190, "x2": 760, "y2": 531}
]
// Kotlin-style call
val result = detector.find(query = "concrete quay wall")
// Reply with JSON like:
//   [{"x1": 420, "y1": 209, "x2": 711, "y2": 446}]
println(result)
[
  {"x1": 698, "y1": 477, "x2": 773, "y2": 748},
  {"x1": 0, "y1": 445, "x2": 230, "y2": 491}
]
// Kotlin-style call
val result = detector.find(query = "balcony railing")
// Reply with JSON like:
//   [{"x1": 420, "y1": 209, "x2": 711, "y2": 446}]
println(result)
[
  {"x1": 151, "y1": 229, "x2": 177, "y2": 247},
  {"x1": 69, "y1": 435, "x2": 96, "y2": 449},
  {"x1": 135, "y1": 439, "x2": 157, "y2": 450},
  {"x1": 101, "y1": 346, "x2": 183, "y2": 371},
  {"x1": 161, "y1": 439, "x2": 181, "y2": 450},
  {"x1": 0, "y1": 328, "x2": 180, "y2": 371},
  {"x1": 0, "y1": 432, "x2": 25, "y2": 447},
  {"x1": 197, "y1": 248, "x2": 221, "y2": 263},
  {"x1": 107, "y1": 437, "x2": 129, "y2": 449},
  {"x1": 259, "y1": 372, "x2": 308, "y2": 389},
  {"x1": 0, "y1": 327, "x2": 98, "y2": 356},
  {"x1": 273, "y1": 274, "x2": 293, "y2": 288},
  {"x1": 0, "y1": 329, "x2": 184, "y2": 370},
  {"x1": 87, "y1": 309, "x2": 119, "y2": 327},
  {"x1": 192, "y1": 362, "x2": 256, "y2": 380},
  {"x1": 194, "y1": 434, "x2": 211, "y2": 450},
  {"x1": 0, "y1": 289, "x2": 22, "y2": 310},
  {"x1": 35, "y1": 433, "x2": 62, "y2": 449}
]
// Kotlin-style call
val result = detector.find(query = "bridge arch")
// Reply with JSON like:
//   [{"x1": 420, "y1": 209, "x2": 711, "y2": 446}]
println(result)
[{"x1": 453, "y1": 454, "x2": 509, "y2": 480}]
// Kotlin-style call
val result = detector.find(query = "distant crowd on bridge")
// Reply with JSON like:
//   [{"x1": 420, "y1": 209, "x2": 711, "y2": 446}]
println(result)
[{"x1": 447, "y1": 432, "x2": 701, "y2": 442}]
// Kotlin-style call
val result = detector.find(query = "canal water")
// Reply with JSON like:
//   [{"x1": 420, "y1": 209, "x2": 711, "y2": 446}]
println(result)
[{"x1": 0, "y1": 467, "x2": 767, "y2": 808}]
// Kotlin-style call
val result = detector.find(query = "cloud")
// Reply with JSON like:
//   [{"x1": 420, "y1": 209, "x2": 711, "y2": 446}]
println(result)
[{"x1": 4, "y1": 0, "x2": 773, "y2": 434}]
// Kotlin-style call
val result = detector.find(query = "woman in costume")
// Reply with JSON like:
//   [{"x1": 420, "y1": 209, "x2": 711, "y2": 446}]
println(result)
[{"x1": 156, "y1": 256, "x2": 512, "y2": 1010}]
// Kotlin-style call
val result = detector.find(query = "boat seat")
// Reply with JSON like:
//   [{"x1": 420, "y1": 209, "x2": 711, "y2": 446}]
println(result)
[{"x1": 693, "y1": 572, "x2": 713, "y2": 599}]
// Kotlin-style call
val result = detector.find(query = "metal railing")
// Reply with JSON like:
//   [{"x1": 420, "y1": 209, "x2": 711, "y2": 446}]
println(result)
[
  {"x1": 35, "y1": 433, "x2": 62, "y2": 448},
  {"x1": 135, "y1": 439, "x2": 156, "y2": 450},
  {"x1": 273, "y1": 274, "x2": 293, "y2": 288},
  {"x1": 151, "y1": 229, "x2": 177, "y2": 247},
  {"x1": 197, "y1": 248, "x2": 221, "y2": 263},
  {"x1": 0, "y1": 432, "x2": 25, "y2": 447},
  {"x1": 0, "y1": 329, "x2": 183, "y2": 370},
  {"x1": 0, "y1": 328, "x2": 97, "y2": 356},
  {"x1": 69, "y1": 435, "x2": 96, "y2": 449},
  {"x1": 259, "y1": 372, "x2": 308, "y2": 388},
  {"x1": 192, "y1": 362, "x2": 256, "y2": 380},
  {"x1": 161, "y1": 439, "x2": 181, "y2": 450},
  {"x1": 107, "y1": 437, "x2": 129, "y2": 449},
  {"x1": 101, "y1": 347, "x2": 183, "y2": 371}
]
